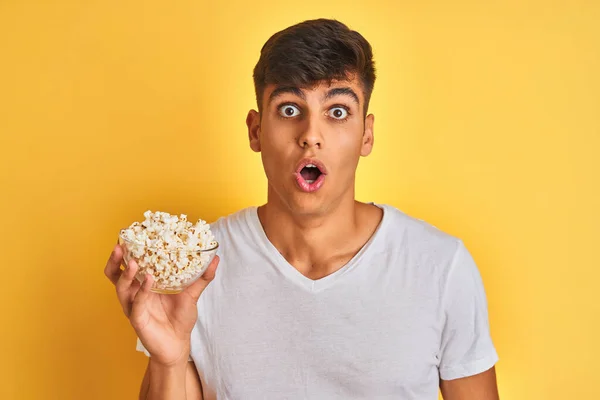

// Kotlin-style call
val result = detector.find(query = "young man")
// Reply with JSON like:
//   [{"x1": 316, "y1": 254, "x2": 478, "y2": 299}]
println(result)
[{"x1": 105, "y1": 19, "x2": 500, "y2": 399}]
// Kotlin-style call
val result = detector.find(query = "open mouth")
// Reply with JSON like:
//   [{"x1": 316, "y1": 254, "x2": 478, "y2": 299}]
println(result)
[
  {"x1": 300, "y1": 163, "x2": 322, "y2": 184},
  {"x1": 295, "y1": 159, "x2": 327, "y2": 193}
]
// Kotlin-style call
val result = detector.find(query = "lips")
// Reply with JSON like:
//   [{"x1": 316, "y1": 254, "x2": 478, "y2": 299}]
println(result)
[
  {"x1": 295, "y1": 158, "x2": 327, "y2": 193},
  {"x1": 295, "y1": 158, "x2": 327, "y2": 176}
]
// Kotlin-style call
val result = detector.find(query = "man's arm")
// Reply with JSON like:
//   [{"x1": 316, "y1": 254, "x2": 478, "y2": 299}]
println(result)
[
  {"x1": 139, "y1": 358, "x2": 204, "y2": 400},
  {"x1": 440, "y1": 366, "x2": 499, "y2": 400}
]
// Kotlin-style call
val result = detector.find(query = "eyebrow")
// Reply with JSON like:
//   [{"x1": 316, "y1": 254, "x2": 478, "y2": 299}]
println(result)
[
  {"x1": 324, "y1": 87, "x2": 360, "y2": 106},
  {"x1": 268, "y1": 86, "x2": 306, "y2": 105},
  {"x1": 267, "y1": 85, "x2": 361, "y2": 107}
]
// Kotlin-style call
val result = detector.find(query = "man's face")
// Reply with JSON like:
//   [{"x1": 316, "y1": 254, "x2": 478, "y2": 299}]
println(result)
[{"x1": 246, "y1": 77, "x2": 374, "y2": 217}]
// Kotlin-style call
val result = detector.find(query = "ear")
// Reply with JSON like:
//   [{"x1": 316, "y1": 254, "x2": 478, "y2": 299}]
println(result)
[
  {"x1": 360, "y1": 113, "x2": 374, "y2": 157},
  {"x1": 246, "y1": 110, "x2": 261, "y2": 152}
]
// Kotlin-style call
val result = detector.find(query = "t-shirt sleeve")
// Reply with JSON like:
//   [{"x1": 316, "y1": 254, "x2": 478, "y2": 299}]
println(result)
[
  {"x1": 136, "y1": 337, "x2": 151, "y2": 357},
  {"x1": 438, "y1": 240, "x2": 499, "y2": 380}
]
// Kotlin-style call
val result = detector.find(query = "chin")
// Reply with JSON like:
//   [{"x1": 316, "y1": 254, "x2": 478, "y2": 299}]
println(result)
[
  {"x1": 285, "y1": 195, "x2": 330, "y2": 217},
  {"x1": 267, "y1": 180, "x2": 337, "y2": 217}
]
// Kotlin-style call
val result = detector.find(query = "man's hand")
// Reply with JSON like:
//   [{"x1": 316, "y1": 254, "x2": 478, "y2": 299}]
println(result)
[{"x1": 104, "y1": 243, "x2": 219, "y2": 367}]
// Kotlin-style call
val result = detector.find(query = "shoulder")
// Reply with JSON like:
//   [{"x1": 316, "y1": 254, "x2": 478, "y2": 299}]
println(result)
[
  {"x1": 377, "y1": 203, "x2": 462, "y2": 256},
  {"x1": 375, "y1": 204, "x2": 490, "y2": 314},
  {"x1": 376, "y1": 203, "x2": 467, "y2": 282},
  {"x1": 381, "y1": 205, "x2": 487, "y2": 296},
  {"x1": 208, "y1": 207, "x2": 257, "y2": 243}
]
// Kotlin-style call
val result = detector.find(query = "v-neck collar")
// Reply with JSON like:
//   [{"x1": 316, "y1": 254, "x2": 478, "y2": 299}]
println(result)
[{"x1": 245, "y1": 203, "x2": 389, "y2": 293}]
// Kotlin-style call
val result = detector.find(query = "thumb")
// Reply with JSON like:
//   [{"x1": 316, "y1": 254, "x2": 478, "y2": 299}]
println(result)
[{"x1": 186, "y1": 255, "x2": 220, "y2": 300}]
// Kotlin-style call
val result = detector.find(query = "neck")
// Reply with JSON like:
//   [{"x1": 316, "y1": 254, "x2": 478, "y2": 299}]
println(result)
[{"x1": 257, "y1": 186, "x2": 369, "y2": 278}]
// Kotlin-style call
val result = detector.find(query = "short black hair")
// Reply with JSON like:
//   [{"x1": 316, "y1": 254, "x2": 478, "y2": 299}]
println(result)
[{"x1": 253, "y1": 19, "x2": 376, "y2": 116}]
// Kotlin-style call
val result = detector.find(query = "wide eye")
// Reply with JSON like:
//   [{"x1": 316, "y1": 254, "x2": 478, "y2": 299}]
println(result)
[
  {"x1": 278, "y1": 104, "x2": 301, "y2": 118},
  {"x1": 328, "y1": 107, "x2": 348, "y2": 120}
]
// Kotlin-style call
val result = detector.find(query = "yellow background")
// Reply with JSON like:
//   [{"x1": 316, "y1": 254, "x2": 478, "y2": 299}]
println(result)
[{"x1": 1, "y1": 0, "x2": 598, "y2": 399}]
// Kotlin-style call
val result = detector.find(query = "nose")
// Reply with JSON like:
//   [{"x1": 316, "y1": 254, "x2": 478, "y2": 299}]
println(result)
[{"x1": 297, "y1": 118, "x2": 323, "y2": 149}]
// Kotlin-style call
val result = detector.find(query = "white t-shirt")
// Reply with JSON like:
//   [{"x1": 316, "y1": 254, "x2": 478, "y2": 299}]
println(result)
[{"x1": 137, "y1": 204, "x2": 499, "y2": 399}]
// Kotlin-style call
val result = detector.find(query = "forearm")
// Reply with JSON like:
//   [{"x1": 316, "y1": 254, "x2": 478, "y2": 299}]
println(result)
[{"x1": 145, "y1": 358, "x2": 189, "y2": 400}]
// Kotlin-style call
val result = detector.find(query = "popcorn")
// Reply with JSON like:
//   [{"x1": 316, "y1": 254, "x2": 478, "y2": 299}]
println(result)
[{"x1": 119, "y1": 210, "x2": 218, "y2": 293}]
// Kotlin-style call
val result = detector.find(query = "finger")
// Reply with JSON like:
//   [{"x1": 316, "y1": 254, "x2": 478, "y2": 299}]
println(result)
[
  {"x1": 133, "y1": 273, "x2": 153, "y2": 306},
  {"x1": 129, "y1": 274, "x2": 153, "y2": 330},
  {"x1": 122, "y1": 277, "x2": 142, "y2": 318},
  {"x1": 116, "y1": 258, "x2": 139, "y2": 296},
  {"x1": 104, "y1": 244, "x2": 124, "y2": 285},
  {"x1": 115, "y1": 259, "x2": 142, "y2": 317},
  {"x1": 186, "y1": 255, "x2": 220, "y2": 300}
]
